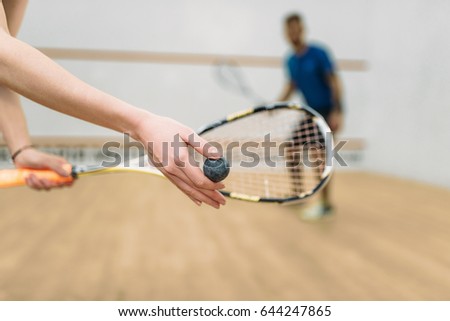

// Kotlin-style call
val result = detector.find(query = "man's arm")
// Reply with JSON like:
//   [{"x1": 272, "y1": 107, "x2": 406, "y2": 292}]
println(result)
[
  {"x1": 326, "y1": 72, "x2": 344, "y2": 132},
  {"x1": 318, "y1": 46, "x2": 344, "y2": 132},
  {"x1": 328, "y1": 73, "x2": 343, "y2": 113},
  {"x1": 278, "y1": 81, "x2": 296, "y2": 101}
]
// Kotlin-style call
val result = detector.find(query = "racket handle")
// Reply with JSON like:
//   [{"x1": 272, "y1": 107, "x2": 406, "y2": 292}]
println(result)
[{"x1": 0, "y1": 166, "x2": 74, "y2": 188}]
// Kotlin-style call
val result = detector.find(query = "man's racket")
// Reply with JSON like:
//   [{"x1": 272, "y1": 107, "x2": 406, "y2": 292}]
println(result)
[
  {"x1": 215, "y1": 59, "x2": 266, "y2": 104},
  {"x1": 0, "y1": 102, "x2": 333, "y2": 204}
]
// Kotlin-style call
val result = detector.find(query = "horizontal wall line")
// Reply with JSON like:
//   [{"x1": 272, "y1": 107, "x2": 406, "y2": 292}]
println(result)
[
  {"x1": 38, "y1": 47, "x2": 368, "y2": 71},
  {"x1": 0, "y1": 136, "x2": 366, "y2": 150}
]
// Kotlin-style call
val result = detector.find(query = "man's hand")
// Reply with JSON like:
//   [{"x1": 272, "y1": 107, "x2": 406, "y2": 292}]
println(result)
[{"x1": 328, "y1": 110, "x2": 343, "y2": 132}]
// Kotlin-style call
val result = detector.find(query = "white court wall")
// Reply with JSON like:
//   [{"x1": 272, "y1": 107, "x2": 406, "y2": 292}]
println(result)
[
  {"x1": 17, "y1": 0, "x2": 369, "y2": 136},
  {"x1": 363, "y1": 0, "x2": 450, "y2": 188},
  {"x1": 12, "y1": 0, "x2": 450, "y2": 187}
]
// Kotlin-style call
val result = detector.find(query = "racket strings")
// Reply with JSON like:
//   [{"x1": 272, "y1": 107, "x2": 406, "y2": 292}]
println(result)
[
  {"x1": 287, "y1": 115, "x2": 326, "y2": 194},
  {"x1": 201, "y1": 108, "x2": 329, "y2": 199}
]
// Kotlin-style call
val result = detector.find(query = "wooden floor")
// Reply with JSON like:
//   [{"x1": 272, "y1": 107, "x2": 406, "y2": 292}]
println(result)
[{"x1": 0, "y1": 172, "x2": 449, "y2": 300}]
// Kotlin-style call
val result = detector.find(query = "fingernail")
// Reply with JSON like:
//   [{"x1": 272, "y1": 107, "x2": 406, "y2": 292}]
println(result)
[{"x1": 209, "y1": 147, "x2": 221, "y2": 158}]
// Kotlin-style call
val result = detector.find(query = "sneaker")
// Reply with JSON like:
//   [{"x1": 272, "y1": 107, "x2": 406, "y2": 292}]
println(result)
[{"x1": 300, "y1": 201, "x2": 334, "y2": 221}]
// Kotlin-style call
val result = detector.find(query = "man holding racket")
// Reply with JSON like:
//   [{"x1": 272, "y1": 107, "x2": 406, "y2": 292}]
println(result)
[
  {"x1": 279, "y1": 13, "x2": 343, "y2": 218},
  {"x1": 0, "y1": 0, "x2": 226, "y2": 209}
]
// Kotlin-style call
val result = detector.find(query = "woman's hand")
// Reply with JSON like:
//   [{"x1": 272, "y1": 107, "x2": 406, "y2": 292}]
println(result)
[
  {"x1": 134, "y1": 113, "x2": 227, "y2": 209},
  {"x1": 14, "y1": 148, "x2": 73, "y2": 190}
]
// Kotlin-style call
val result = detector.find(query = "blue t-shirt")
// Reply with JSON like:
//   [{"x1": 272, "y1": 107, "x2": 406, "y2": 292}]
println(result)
[{"x1": 285, "y1": 45, "x2": 335, "y2": 115}]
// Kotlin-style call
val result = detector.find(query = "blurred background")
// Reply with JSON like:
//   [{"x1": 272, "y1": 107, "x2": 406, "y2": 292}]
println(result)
[{"x1": 0, "y1": 0, "x2": 449, "y2": 300}]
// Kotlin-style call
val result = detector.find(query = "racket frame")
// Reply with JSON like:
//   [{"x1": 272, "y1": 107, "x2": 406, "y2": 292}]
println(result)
[{"x1": 198, "y1": 102, "x2": 334, "y2": 204}]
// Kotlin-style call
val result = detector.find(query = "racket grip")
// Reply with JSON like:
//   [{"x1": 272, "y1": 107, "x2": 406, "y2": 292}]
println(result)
[{"x1": 0, "y1": 165, "x2": 75, "y2": 188}]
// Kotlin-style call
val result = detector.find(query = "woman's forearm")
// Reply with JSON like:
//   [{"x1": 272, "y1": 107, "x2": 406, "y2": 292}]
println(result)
[
  {"x1": 0, "y1": 30, "x2": 149, "y2": 140},
  {"x1": 0, "y1": 86, "x2": 31, "y2": 153}
]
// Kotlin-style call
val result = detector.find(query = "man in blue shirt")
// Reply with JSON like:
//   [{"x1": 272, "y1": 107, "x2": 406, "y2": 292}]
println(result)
[{"x1": 279, "y1": 13, "x2": 343, "y2": 219}]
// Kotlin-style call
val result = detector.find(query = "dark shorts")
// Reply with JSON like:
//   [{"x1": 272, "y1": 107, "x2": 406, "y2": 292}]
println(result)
[{"x1": 313, "y1": 107, "x2": 332, "y2": 124}]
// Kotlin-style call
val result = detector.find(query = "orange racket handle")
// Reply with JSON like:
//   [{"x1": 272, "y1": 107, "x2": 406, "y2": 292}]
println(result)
[{"x1": 0, "y1": 164, "x2": 75, "y2": 188}]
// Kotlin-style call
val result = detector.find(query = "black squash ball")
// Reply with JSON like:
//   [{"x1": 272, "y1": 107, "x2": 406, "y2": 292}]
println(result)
[{"x1": 203, "y1": 158, "x2": 230, "y2": 182}]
